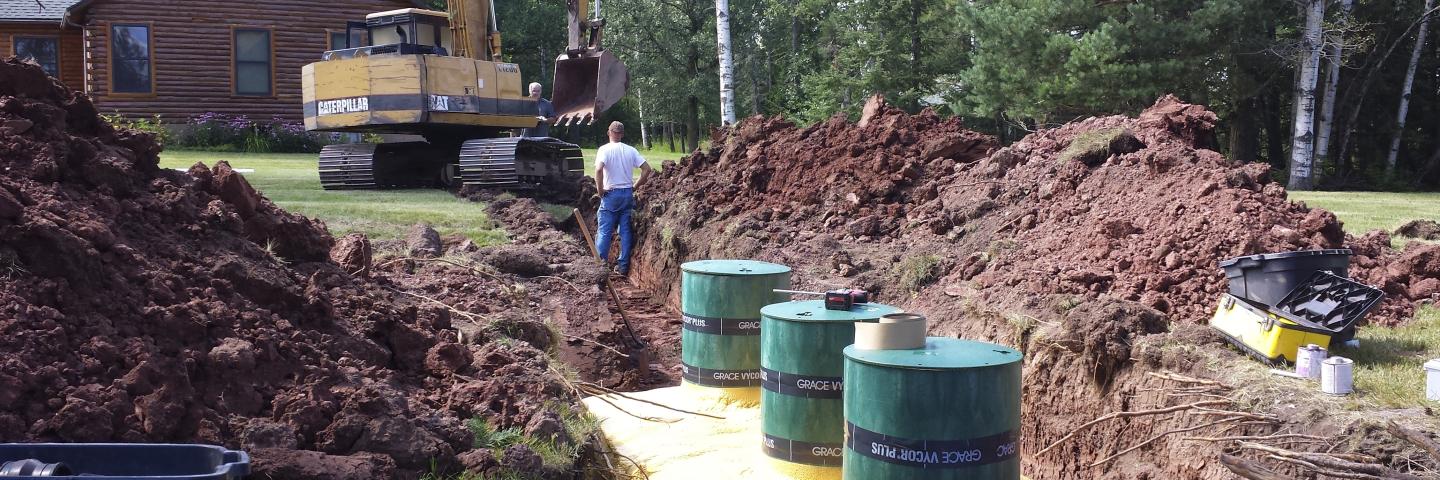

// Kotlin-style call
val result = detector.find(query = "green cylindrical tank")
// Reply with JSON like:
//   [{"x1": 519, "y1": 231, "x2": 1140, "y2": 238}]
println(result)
[
  {"x1": 842, "y1": 337, "x2": 1023, "y2": 480},
  {"x1": 680, "y1": 260, "x2": 790, "y2": 402},
  {"x1": 760, "y1": 300, "x2": 899, "y2": 477}
]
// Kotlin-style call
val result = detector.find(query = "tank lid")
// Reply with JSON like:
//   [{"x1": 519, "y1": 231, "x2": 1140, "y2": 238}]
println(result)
[
  {"x1": 681, "y1": 259, "x2": 790, "y2": 276},
  {"x1": 844, "y1": 337, "x2": 1022, "y2": 370},
  {"x1": 761, "y1": 300, "x2": 900, "y2": 323}
]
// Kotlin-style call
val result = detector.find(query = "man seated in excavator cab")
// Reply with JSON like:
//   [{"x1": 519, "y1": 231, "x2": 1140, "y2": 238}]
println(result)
[{"x1": 301, "y1": 0, "x2": 628, "y2": 192}]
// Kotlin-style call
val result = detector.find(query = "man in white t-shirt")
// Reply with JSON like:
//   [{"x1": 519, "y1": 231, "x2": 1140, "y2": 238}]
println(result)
[{"x1": 594, "y1": 121, "x2": 654, "y2": 275}]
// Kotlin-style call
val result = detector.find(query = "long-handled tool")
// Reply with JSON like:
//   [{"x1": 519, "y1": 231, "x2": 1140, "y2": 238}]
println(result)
[
  {"x1": 573, "y1": 209, "x2": 649, "y2": 354},
  {"x1": 774, "y1": 288, "x2": 871, "y2": 311}
]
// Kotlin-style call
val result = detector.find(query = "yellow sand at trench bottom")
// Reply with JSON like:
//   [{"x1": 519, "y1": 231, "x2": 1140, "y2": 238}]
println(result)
[{"x1": 583, "y1": 384, "x2": 1034, "y2": 480}]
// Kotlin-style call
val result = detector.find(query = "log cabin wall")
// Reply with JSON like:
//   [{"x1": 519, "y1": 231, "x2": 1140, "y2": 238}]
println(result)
[
  {"x1": 78, "y1": 0, "x2": 421, "y2": 121},
  {"x1": 0, "y1": 23, "x2": 83, "y2": 88}
]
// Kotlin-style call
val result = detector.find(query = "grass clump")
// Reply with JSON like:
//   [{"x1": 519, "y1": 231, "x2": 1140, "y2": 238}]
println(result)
[
  {"x1": 1341, "y1": 306, "x2": 1440, "y2": 409},
  {"x1": 463, "y1": 402, "x2": 601, "y2": 474},
  {"x1": 1058, "y1": 127, "x2": 1126, "y2": 165},
  {"x1": 894, "y1": 254, "x2": 942, "y2": 294}
]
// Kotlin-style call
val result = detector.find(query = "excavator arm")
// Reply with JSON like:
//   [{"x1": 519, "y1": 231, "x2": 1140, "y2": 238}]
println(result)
[{"x1": 448, "y1": 0, "x2": 628, "y2": 126}]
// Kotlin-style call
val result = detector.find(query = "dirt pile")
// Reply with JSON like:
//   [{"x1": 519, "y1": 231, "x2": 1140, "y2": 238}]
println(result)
[
  {"x1": 0, "y1": 59, "x2": 591, "y2": 479},
  {"x1": 1396, "y1": 219, "x2": 1440, "y2": 240},
  {"x1": 633, "y1": 95, "x2": 1438, "y2": 325}
]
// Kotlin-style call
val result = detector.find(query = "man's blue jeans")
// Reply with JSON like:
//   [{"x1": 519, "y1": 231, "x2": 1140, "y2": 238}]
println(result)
[{"x1": 596, "y1": 187, "x2": 635, "y2": 273}]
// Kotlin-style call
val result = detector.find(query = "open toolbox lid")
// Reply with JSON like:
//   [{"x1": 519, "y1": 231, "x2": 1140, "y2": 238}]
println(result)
[{"x1": 1271, "y1": 271, "x2": 1385, "y2": 334}]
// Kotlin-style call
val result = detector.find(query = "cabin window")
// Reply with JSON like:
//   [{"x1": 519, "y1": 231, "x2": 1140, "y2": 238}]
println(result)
[
  {"x1": 371, "y1": 22, "x2": 412, "y2": 46},
  {"x1": 14, "y1": 37, "x2": 59, "y2": 77},
  {"x1": 109, "y1": 24, "x2": 152, "y2": 94},
  {"x1": 233, "y1": 28, "x2": 272, "y2": 96}
]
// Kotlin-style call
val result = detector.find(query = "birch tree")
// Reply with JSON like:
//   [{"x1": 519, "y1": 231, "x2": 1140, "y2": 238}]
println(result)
[
  {"x1": 715, "y1": 0, "x2": 737, "y2": 124},
  {"x1": 1288, "y1": 0, "x2": 1325, "y2": 191},
  {"x1": 1312, "y1": 0, "x2": 1355, "y2": 186},
  {"x1": 1385, "y1": 0, "x2": 1435, "y2": 171}
]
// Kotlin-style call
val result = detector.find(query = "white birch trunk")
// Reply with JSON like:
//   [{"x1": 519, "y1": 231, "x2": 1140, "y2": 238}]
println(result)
[
  {"x1": 1288, "y1": 0, "x2": 1325, "y2": 191},
  {"x1": 637, "y1": 88, "x2": 650, "y2": 149},
  {"x1": 1386, "y1": 0, "x2": 1435, "y2": 171},
  {"x1": 715, "y1": 0, "x2": 737, "y2": 125},
  {"x1": 1313, "y1": 0, "x2": 1355, "y2": 185}
]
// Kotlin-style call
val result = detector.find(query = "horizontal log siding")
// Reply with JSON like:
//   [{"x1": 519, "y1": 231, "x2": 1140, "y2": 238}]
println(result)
[
  {"x1": 82, "y1": 0, "x2": 415, "y2": 121},
  {"x1": 0, "y1": 23, "x2": 84, "y2": 88}
]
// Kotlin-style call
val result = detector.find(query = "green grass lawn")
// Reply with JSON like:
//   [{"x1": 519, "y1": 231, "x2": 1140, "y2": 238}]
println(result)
[
  {"x1": 1285, "y1": 191, "x2": 1440, "y2": 409},
  {"x1": 1288, "y1": 191, "x2": 1440, "y2": 236},
  {"x1": 159, "y1": 146, "x2": 684, "y2": 243}
]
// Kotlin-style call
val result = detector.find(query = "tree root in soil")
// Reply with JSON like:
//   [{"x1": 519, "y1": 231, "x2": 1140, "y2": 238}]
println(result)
[
  {"x1": 1033, "y1": 399, "x2": 1232, "y2": 456},
  {"x1": 1388, "y1": 420, "x2": 1440, "y2": 463}
]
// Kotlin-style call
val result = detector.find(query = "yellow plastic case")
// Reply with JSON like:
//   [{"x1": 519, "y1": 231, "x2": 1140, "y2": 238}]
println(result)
[{"x1": 1209, "y1": 293, "x2": 1333, "y2": 364}]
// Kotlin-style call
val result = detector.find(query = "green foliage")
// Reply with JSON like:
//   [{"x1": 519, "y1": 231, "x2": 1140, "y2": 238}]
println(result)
[
  {"x1": 468, "y1": 418, "x2": 525, "y2": 450},
  {"x1": 174, "y1": 113, "x2": 326, "y2": 153},
  {"x1": 101, "y1": 113, "x2": 171, "y2": 146},
  {"x1": 464, "y1": 404, "x2": 600, "y2": 474},
  {"x1": 955, "y1": 0, "x2": 1270, "y2": 121},
  {"x1": 893, "y1": 254, "x2": 942, "y2": 294}
]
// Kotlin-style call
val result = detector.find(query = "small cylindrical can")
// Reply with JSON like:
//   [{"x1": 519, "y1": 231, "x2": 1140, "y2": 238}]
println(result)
[
  {"x1": 1295, "y1": 344, "x2": 1327, "y2": 380},
  {"x1": 1321, "y1": 356, "x2": 1354, "y2": 395}
]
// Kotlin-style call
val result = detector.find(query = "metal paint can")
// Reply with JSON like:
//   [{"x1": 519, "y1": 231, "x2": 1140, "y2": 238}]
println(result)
[
  {"x1": 1321, "y1": 356, "x2": 1354, "y2": 395},
  {"x1": 1295, "y1": 344, "x2": 1327, "y2": 379}
]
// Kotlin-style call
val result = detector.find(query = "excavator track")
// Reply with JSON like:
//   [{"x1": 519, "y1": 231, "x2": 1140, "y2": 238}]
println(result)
[
  {"x1": 458, "y1": 137, "x2": 585, "y2": 189},
  {"x1": 317, "y1": 143, "x2": 379, "y2": 190}
]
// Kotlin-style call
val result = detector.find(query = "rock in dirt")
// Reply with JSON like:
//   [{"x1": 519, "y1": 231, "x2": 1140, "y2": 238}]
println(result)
[
  {"x1": 406, "y1": 223, "x2": 443, "y2": 258},
  {"x1": 485, "y1": 244, "x2": 554, "y2": 277},
  {"x1": 330, "y1": 232, "x2": 373, "y2": 276},
  {"x1": 1396, "y1": 219, "x2": 1440, "y2": 240}
]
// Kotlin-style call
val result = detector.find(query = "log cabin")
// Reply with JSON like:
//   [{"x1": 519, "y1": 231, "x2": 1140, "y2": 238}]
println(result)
[{"x1": 0, "y1": 0, "x2": 426, "y2": 121}]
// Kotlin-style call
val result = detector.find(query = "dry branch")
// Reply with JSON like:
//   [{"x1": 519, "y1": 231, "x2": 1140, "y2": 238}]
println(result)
[
  {"x1": 1264, "y1": 454, "x2": 1391, "y2": 480},
  {"x1": 1184, "y1": 433, "x2": 1328, "y2": 443},
  {"x1": 1220, "y1": 454, "x2": 1289, "y2": 480},
  {"x1": 1239, "y1": 442, "x2": 1425, "y2": 480},
  {"x1": 1388, "y1": 420, "x2": 1440, "y2": 463},
  {"x1": 1147, "y1": 371, "x2": 1224, "y2": 386},
  {"x1": 1033, "y1": 399, "x2": 1230, "y2": 456},
  {"x1": 576, "y1": 381, "x2": 726, "y2": 420}
]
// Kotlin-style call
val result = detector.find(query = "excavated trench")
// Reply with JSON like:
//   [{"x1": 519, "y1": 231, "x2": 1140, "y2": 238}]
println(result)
[{"x1": 623, "y1": 95, "x2": 1440, "y2": 478}]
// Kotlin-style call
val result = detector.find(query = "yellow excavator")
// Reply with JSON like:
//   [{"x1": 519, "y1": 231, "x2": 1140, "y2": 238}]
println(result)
[{"x1": 301, "y1": 0, "x2": 628, "y2": 190}]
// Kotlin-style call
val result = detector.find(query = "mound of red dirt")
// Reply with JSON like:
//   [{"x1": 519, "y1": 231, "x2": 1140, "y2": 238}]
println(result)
[
  {"x1": 0, "y1": 59, "x2": 584, "y2": 478},
  {"x1": 632, "y1": 95, "x2": 1437, "y2": 327}
]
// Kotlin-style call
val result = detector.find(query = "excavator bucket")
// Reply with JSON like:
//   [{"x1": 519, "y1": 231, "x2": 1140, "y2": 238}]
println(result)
[{"x1": 551, "y1": 49, "x2": 629, "y2": 126}]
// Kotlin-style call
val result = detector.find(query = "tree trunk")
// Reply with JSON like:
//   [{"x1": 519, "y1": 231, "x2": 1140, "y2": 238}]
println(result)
[
  {"x1": 1386, "y1": 0, "x2": 1435, "y2": 171},
  {"x1": 714, "y1": 0, "x2": 736, "y2": 125},
  {"x1": 1229, "y1": 97, "x2": 1260, "y2": 163},
  {"x1": 665, "y1": 122, "x2": 676, "y2": 152},
  {"x1": 1288, "y1": 0, "x2": 1325, "y2": 191},
  {"x1": 635, "y1": 88, "x2": 650, "y2": 149},
  {"x1": 1264, "y1": 91, "x2": 1287, "y2": 168},
  {"x1": 1313, "y1": 0, "x2": 1354, "y2": 185}
]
